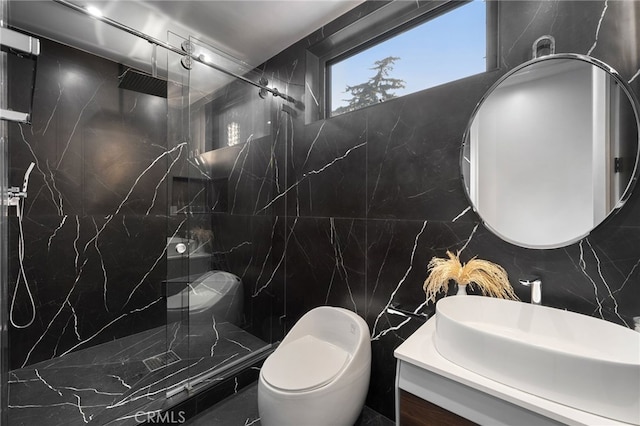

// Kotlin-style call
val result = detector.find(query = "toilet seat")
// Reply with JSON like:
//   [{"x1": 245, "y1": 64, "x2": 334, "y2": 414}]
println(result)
[{"x1": 262, "y1": 335, "x2": 349, "y2": 392}]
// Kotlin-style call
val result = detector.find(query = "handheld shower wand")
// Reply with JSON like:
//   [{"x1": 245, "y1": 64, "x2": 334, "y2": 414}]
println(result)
[{"x1": 10, "y1": 162, "x2": 37, "y2": 328}]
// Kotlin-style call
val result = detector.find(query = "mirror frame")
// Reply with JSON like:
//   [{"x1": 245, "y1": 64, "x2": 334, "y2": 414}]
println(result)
[{"x1": 461, "y1": 53, "x2": 640, "y2": 249}]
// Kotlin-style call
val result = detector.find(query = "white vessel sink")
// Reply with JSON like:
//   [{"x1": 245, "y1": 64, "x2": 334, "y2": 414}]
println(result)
[{"x1": 434, "y1": 296, "x2": 640, "y2": 425}]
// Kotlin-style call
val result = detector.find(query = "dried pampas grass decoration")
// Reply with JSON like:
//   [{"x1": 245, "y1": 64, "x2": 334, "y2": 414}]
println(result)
[{"x1": 423, "y1": 251, "x2": 518, "y2": 303}]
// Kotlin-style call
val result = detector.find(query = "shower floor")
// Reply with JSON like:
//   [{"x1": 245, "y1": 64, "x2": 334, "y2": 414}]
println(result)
[{"x1": 7, "y1": 320, "x2": 268, "y2": 426}]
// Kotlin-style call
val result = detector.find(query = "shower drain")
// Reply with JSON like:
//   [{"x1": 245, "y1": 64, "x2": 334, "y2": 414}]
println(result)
[{"x1": 143, "y1": 350, "x2": 182, "y2": 372}]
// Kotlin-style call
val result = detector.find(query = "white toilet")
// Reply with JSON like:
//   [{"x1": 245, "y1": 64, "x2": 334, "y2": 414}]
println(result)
[{"x1": 258, "y1": 306, "x2": 371, "y2": 426}]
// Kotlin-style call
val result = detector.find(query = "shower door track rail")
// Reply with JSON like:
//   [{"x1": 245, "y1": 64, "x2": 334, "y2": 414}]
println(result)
[
  {"x1": 52, "y1": 0, "x2": 297, "y2": 104},
  {"x1": 165, "y1": 343, "x2": 273, "y2": 399}
]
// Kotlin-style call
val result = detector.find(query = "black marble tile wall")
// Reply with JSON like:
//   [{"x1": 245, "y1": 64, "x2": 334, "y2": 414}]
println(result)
[
  {"x1": 250, "y1": 0, "x2": 640, "y2": 419},
  {"x1": 208, "y1": 213, "x2": 285, "y2": 343},
  {"x1": 7, "y1": 39, "x2": 170, "y2": 369}
]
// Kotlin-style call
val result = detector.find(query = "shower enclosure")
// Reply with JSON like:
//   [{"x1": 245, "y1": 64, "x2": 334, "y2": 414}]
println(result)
[{"x1": 1, "y1": 2, "x2": 291, "y2": 424}]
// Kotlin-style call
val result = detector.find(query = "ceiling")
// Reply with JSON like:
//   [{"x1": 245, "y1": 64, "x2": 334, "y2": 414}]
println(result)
[{"x1": 8, "y1": 0, "x2": 364, "y2": 96}]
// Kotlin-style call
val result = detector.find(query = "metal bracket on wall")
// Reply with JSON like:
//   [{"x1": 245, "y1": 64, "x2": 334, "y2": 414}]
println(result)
[
  {"x1": 532, "y1": 34, "x2": 556, "y2": 59},
  {"x1": 0, "y1": 27, "x2": 40, "y2": 124},
  {"x1": 7, "y1": 187, "x2": 27, "y2": 208}
]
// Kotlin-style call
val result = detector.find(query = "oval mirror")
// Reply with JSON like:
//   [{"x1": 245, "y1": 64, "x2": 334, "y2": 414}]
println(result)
[{"x1": 462, "y1": 54, "x2": 640, "y2": 249}]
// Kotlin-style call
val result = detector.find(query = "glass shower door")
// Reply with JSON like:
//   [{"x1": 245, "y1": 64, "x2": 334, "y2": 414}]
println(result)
[
  {"x1": 164, "y1": 31, "x2": 292, "y2": 400},
  {"x1": 165, "y1": 33, "x2": 278, "y2": 400}
]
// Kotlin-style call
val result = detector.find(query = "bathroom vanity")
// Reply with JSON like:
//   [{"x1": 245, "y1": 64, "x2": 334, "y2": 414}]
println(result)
[
  {"x1": 394, "y1": 317, "x2": 637, "y2": 426},
  {"x1": 399, "y1": 43, "x2": 640, "y2": 426}
]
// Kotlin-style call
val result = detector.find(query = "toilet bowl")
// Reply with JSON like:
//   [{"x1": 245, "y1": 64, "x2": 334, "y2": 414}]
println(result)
[
  {"x1": 258, "y1": 306, "x2": 371, "y2": 426},
  {"x1": 166, "y1": 270, "x2": 243, "y2": 325}
]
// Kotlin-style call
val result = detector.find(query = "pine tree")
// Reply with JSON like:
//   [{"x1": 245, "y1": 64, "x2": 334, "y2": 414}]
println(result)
[{"x1": 332, "y1": 56, "x2": 406, "y2": 115}]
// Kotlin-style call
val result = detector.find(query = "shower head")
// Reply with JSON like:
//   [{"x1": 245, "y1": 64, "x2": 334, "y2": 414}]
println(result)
[{"x1": 118, "y1": 68, "x2": 167, "y2": 98}]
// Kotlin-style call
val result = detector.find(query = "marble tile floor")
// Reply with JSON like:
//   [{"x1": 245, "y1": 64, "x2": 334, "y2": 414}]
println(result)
[
  {"x1": 185, "y1": 383, "x2": 395, "y2": 426},
  {"x1": 7, "y1": 320, "x2": 268, "y2": 426}
]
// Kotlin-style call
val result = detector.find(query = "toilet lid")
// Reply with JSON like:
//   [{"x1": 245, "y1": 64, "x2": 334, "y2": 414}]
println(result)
[{"x1": 262, "y1": 335, "x2": 349, "y2": 392}]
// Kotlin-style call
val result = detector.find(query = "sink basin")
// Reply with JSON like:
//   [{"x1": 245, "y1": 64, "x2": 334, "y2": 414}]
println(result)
[{"x1": 434, "y1": 296, "x2": 640, "y2": 425}]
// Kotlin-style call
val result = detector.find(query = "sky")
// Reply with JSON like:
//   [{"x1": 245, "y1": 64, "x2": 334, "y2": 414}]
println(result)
[{"x1": 330, "y1": 1, "x2": 487, "y2": 113}]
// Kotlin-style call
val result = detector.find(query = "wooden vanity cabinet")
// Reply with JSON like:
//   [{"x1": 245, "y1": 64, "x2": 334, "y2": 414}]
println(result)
[{"x1": 399, "y1": 389, "x2": 477, "y2": 426}]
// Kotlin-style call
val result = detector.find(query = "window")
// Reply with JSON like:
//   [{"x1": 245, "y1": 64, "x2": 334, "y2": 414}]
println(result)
[{"x1": 326, "y1": 1, "x2": 489, "y2": 117}]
